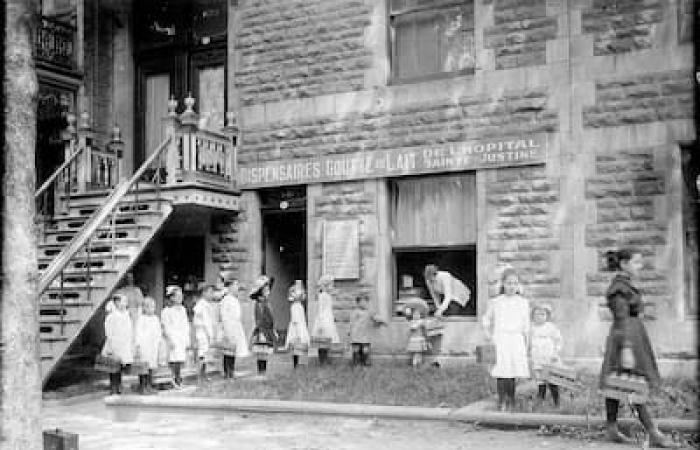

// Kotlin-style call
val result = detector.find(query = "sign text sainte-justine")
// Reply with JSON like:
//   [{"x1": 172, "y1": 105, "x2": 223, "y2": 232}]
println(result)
[{"x1": 237, "y1": 135, "x2": 547, "y2": 188}]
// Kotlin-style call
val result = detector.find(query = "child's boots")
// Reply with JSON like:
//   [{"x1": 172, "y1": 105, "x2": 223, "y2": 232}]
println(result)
[
  {"x1": 361, "y1": 344, "x2": 371, "y2": 366},
  {"x1": 138, "y1": 374, "x2": 149, "y2": 394},
  {"x1": 351, "y1": 347, "x2": 361, "y2": 366},
  {"x1": 109, "y1": 373, "x2": 121, "y2": 395}
]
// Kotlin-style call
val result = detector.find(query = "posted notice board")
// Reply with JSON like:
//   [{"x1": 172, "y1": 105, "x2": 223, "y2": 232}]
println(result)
[{"x1": 322, "y1": 219, "x2": 360, "y2": 280}]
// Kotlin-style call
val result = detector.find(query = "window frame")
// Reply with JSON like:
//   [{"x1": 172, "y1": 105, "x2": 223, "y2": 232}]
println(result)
[
  {"x1": 387, "y1": 0, "x2": 476, "y2": 85},
  {"x1": 388, "y1": 174, "x2": 478, "y2": 320},
  {"x1": 391, "y1": 245, "x2": 478, "y2": 320}
]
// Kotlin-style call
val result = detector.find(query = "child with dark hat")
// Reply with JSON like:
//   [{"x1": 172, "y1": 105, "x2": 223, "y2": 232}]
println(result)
[{"x1": 250, "y1": 275, "x2": 275, "y2": 378}]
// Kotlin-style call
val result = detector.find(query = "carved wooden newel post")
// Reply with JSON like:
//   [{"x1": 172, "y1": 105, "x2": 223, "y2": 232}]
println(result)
[
  {"x1": 77, "y1": 110, "x2": 93, "y2": 192},
  {"x1": 164, "y1": 95, "x2": 181, "y2": 185},
  {"x1": 109, "y1": 124, "x2": 125, "y2": 183},
  {"x1": 179, "y1": 93, "x2": 199, "y2": 182},
  {"x1": 222, "y1": 111, "x2": 239, "y2": 188}
]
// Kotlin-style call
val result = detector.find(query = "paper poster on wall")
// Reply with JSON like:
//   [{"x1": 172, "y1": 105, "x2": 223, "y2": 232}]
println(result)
[{"x1": 322, "y1": 219, "x2": 360, "y2": 280}]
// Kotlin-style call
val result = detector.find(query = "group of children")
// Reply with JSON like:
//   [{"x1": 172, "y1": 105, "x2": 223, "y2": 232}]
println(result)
[
  {"x1": 100, "y1": 271, "x2": 387, "y2": 394},
  {"x1": 102, "y1": 266, "x2": 563, "y2": 408},
  {"x1": 100, "y1": 271, "x2": 250, "y2": 394},
  {"x1": 482, "y1": 267, "x2": 563, "y2": 411}
]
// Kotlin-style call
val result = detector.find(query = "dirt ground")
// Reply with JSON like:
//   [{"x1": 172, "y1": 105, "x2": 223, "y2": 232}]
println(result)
[{"x1": 41, "y1": 397, "x2": 650, "y2": 450}]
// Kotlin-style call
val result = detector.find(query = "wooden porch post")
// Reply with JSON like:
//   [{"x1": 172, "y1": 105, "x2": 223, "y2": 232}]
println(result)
[
  {"x1": 164, "y1": 95, "x2": 181, "y2": 185},
  {"x1": 77, "y1": 110, "x2": 93, "y2": 192},
  {"x1": 2, "y1": 0, "x2": 43, "y2": 448},
  {"x1": 222, "y1": 111, "x2": 239, "y2": 187}
]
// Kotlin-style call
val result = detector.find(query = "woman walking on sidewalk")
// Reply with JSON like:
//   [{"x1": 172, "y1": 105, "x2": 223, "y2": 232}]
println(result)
[{"x1": 600, "y1": 249, "x2": 679, "y2": 448}]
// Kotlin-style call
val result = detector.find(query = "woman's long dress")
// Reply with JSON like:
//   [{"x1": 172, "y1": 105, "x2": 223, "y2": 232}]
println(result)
[
  {"x1": 310, "y1": 291, "x2": 340, "y2": 344},
  {"x1": 220, "y1": 294, "x2": 250, "y2": 358},
  {"x1": 599, "y1": 273, "x2": 660, "y2": 389}
]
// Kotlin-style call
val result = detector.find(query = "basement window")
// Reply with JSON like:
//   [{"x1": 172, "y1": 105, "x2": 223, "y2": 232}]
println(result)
[
  {"x1": 388, "y1": 0, "x2": 475, "y2": 83},
  {"x1": 390, "y1": 174, "x2": 477, "y2": 317}
]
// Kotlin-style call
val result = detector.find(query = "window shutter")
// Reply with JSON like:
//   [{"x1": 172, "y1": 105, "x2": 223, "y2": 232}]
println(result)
[{"x1": 392, "y1": 174, "x2": 476, "y2": 247}]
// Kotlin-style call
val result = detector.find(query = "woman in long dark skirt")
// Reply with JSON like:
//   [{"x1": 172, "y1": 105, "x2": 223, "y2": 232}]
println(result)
[{"x1": 600, "y1": 249, "x2": 679, "y2": 448}]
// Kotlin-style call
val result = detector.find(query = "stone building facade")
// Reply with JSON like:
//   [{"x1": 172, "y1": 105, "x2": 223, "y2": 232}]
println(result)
[
  {"x1": 44, "y1": 0, "x2": 698, "y2": 375},
  {"x1": 224, "y1": 0, "x2": 698, "y2": 372}
]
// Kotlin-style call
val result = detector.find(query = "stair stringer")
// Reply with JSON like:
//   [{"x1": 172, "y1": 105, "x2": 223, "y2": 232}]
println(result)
[{"x1": 41, "y1": 202, "x2": 174, "y2": 386}]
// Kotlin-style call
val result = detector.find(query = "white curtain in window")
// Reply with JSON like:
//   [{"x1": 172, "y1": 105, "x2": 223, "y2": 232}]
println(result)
[{"x1": 393, "y1": 174, "x2": 476, "y2": 247}]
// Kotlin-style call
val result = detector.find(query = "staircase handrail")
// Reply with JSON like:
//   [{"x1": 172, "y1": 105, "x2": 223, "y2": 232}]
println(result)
[
  {"x1": 38, "y1": 135, "x2": 172, "y2": 294},
  {"x1": 35, "y1": 143, "x2": 86, "y2": 199}
]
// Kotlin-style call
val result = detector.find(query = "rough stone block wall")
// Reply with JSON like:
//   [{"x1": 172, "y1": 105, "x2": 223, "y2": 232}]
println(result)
[
  {"x1": 210, "y1": 213, "x2": 249, "y2": 277},
  {"x1": 583, "y1": 70, "x2": 695, "y2": 127},
  {"x1": 240, "y1": 89, "x2": 558, "y2": 163},
  {"x1": 483, "y1": 0, "x2": 558, "y2": 70},
  {"x1": 581, "y1": 0, "x2": 664, "y2": 55},
  {"x1": 310, "y1": 182, "x2": 376, "y2": 324},
  {"x1": 235, "y1": 0, "x2": 372, "y2": 106},
  {"x1": 584, "y1": 150, "x2": 669, "y2": 319},
  {"x1": 486, "y1": 166, "x2": 561, "y2": 301}
]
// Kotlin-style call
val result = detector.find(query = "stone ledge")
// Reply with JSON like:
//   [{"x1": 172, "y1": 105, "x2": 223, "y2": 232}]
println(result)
[{"x1": 104, "y1": 394, "x2": 698, "y2": 432}]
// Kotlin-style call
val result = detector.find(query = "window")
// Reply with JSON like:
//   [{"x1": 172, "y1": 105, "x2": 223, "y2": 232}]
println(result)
[
  {"x1": 389, "y1": 0, "x2": 475, "y2": 83},
  {"x1": 390, "y1": 174, "x2": 477, "y2": 317}
]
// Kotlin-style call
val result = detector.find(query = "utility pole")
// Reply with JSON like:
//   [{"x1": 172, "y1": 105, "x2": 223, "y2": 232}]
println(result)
[{"x1": 2, "y1": 0, "x2": 42, "y2": 448}]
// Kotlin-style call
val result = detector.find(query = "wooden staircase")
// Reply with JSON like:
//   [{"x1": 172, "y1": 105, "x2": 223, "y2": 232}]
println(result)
[
  {"x1": 38, "y1": 190, "x2": 173, "y2": 381},
  {"x1": 37, "y1": 98, "x2": 239, "y2": 386}
]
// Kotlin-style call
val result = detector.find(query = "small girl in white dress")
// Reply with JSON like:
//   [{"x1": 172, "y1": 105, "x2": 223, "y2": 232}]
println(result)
[
  {"x1": 134, "y1": 296, "x2": 162, "y2": 394},
  {"x1": 529, "y1": 302, "x2": 563, "y2": 407},
  {"x1": 285, "y1": 280, "x2": 310, "y2": 368},
  {"x1": 482, "y1": 267, "x2": 530, "y2": 411},
  {"x1": 310, "y1": 275, "x2": 340, "y2": 365}
]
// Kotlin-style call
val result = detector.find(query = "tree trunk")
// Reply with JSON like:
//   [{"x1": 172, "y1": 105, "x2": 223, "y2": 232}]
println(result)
[{"x1": 2, "y1": 0, "x2": 41, "y2": 449}]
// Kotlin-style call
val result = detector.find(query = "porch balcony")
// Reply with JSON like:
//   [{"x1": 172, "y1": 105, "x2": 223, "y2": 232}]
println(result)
[{"x1": 36, "y1": 94, "x2": 241, "y2": 222}]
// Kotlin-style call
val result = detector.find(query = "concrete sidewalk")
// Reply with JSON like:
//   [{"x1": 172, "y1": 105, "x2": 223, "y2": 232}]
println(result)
[{"x1": 104, "y1": 395, "x2": 699, "y2": 433}]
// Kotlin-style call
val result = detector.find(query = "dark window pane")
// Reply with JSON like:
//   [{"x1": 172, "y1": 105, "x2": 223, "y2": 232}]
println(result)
[
  {"x1": 391, "y1": 2, "x2": 474, "y2": 81},
  {"x1": 395, "y1": 248, "x2": 477, "y2": 317}
]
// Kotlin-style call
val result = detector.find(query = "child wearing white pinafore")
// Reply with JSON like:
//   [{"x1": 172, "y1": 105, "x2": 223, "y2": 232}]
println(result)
[
  {"x1": 134, "y1": 296, "x2": 162, "y2": 394},
  {"x1": 285, "y1": 281, "x2": 310, "y2": 368},
  {"x1": 219, "y1": 273, "x2": 250, "y2": 379},
  {"x1": 482, "y1": 267, "x2": 530, "y2": 411},
  {"x1": 310, "y1": 275, "x2": 340, "y2": 365},
  {"x1": 161, "y1": 285, "x2": 190, "y2": 388},
  {"x1": 102, "y1": 294, "x2": 133, "y2": 395},
  {"x1": 529, "y1": 302, "x2": 563, "y2": 407},
  {"x1": 193, "y1": 285, "x2": 215, "y2": 382}
]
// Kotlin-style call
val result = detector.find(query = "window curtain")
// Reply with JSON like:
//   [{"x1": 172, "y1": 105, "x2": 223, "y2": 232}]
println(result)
[{"x1": 392, "y1": 174, "x2": 476, "y2": 247}]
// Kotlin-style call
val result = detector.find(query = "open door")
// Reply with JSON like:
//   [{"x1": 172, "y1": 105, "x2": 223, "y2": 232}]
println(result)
[{"x1": 262, "y1": 201, "x2": 307, "y2": 340}]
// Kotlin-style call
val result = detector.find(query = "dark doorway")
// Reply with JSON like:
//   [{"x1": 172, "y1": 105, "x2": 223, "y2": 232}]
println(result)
[
  {"x1": 163, "y1": 235, "x2": 205, "y2": 320},
  {"x1": 262, "y1": 209, "x2": 307, "y2": 337},
  {"x1": 133, "y1": 0, "x2": 227, "y2": 166},
  {"x1": 36, "y1": 83, "x2": 75, "y2": 215}
]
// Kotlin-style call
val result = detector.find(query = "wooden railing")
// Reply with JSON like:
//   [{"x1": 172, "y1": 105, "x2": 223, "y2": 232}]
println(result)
[
  {"x1": 35, "y1": 113, "x2": 81, "y2": 219},
  {"x1": 36, "y1": 111, "x2": 124, "y2": 223},
  {"x1": 38, "y1": 136, "x2": 171, "y2": 295},
  {"x1": 165, "y1": 94, "x2": 238, "y2": 189},
  {"x1": 35, "y1": 15, "x2": 76, "y2": 70}
]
